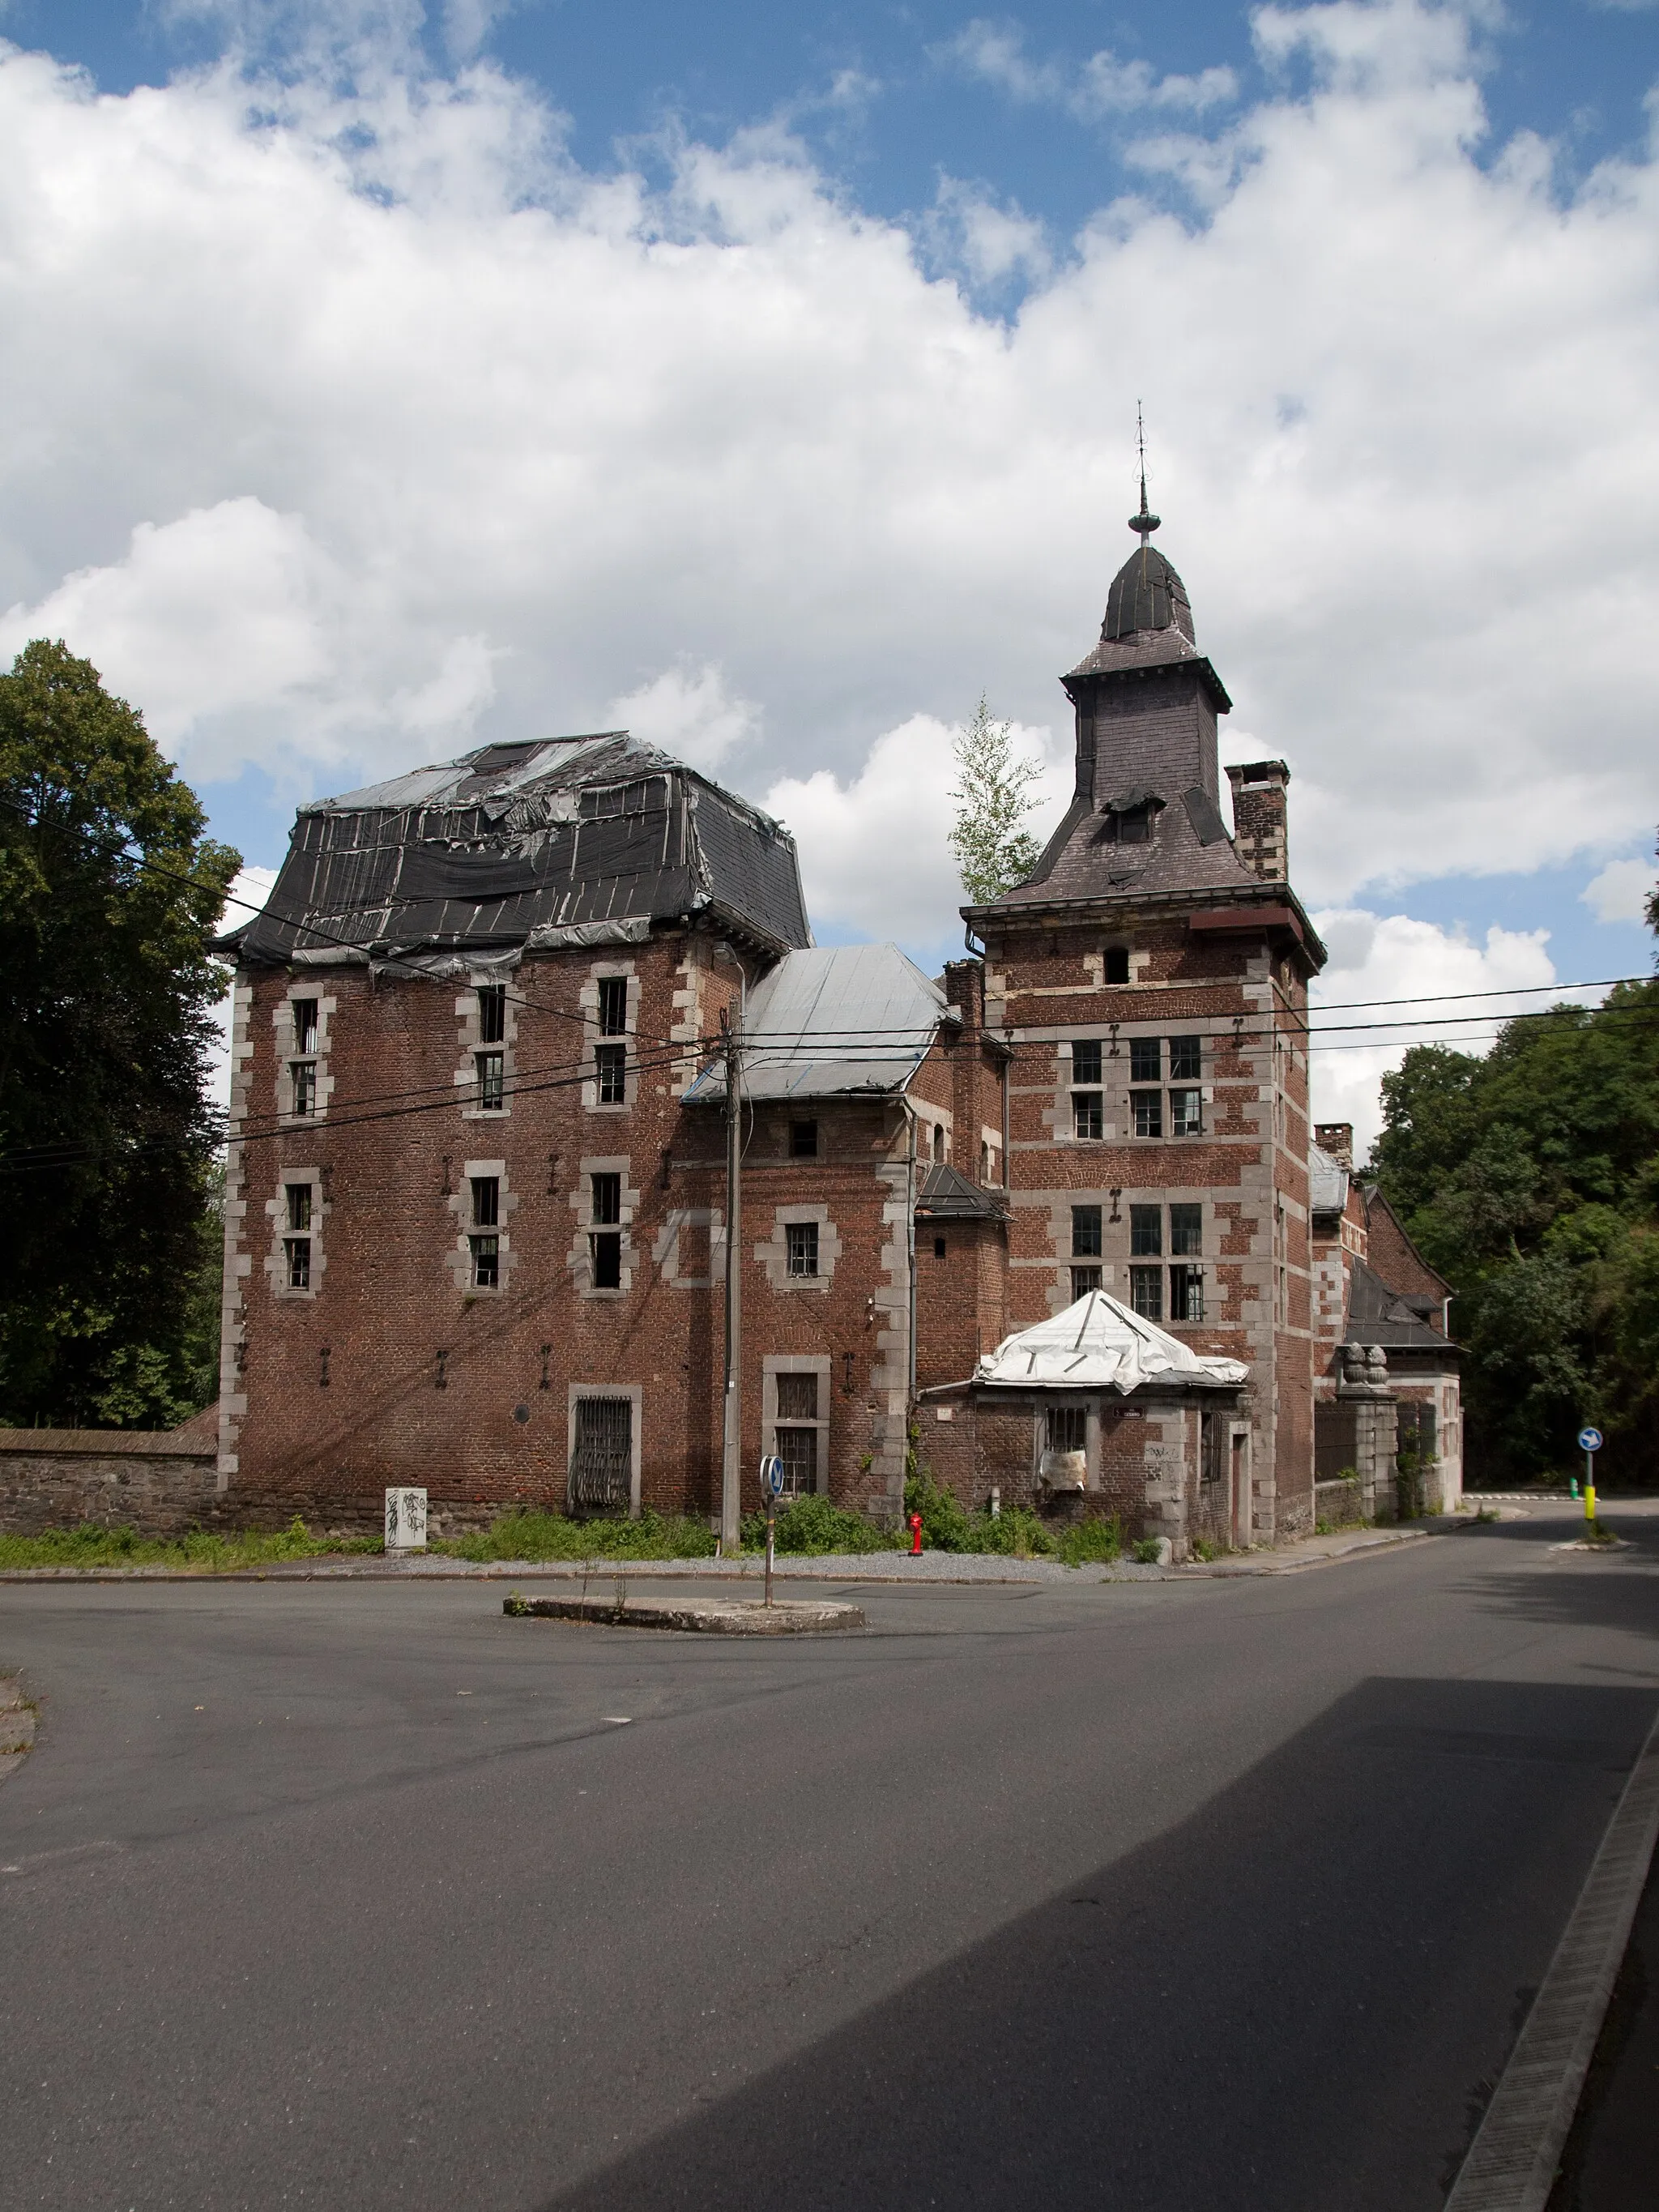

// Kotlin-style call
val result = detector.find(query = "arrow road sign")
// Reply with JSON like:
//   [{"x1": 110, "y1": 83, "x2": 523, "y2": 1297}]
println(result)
[
  {"x1": 761, "y1": 1454, "x2": 785, "y2": 1498},
  {"x1": 1577, "y1": 1427, "x2": 1603, "y2": 1454}
]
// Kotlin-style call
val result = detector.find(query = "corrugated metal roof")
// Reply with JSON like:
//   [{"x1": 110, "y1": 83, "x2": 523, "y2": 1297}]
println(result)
[
  {"x1": 685, "y1": 944, "x2": 945, "y2": 1104},
  {"x1": 221, "y1": 732, "x2": 811, "y2": 963},
  {"x1": 975, "y1": 1292, "x2": 1247, "y2": 1394}
]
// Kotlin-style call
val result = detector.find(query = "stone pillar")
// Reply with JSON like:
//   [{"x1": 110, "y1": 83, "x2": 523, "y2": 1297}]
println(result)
[{"x1": 1337, "y1": 1345, "x2": 1398, "y2": 1522}]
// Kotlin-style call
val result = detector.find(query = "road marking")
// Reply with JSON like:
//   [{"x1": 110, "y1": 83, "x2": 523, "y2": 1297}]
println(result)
[
  {"x1": 603, "y1": 1716, "x2": 633, "y2": 1724},
  {"x1": 1444, "y1": 1703, "x2": 1659, "y2": 2212}
]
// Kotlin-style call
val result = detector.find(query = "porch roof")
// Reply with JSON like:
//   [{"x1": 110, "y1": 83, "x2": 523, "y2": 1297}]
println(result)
[{"x1": 975, "y1": 1292, "x2": 1247, "y2": 1394}]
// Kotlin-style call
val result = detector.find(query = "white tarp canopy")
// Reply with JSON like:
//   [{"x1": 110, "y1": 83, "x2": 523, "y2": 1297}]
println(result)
[{"x1": 975, "y1": 1292, "x2": 1247, "y2": 1394}]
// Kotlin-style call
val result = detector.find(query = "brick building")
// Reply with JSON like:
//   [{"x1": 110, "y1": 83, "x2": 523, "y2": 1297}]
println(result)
[{"x1": 215, "y1": 507, "x2": 1458, "y2": 1549}]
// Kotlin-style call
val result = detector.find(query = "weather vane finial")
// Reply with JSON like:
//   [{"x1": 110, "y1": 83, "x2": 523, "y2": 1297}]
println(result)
[{"x1": 1128, "y1": 402, "x2": 1160, "y2": 544}]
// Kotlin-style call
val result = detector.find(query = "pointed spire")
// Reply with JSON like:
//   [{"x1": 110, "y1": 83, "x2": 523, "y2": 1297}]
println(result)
[{"x1": 1128, "y1": 402, "x2": 1161, "y2": 543}]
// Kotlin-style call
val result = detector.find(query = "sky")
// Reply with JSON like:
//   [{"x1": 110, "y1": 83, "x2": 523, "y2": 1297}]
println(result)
[{"x1": 2, "y1": 0, "x2": 1657, "y2": 1145}]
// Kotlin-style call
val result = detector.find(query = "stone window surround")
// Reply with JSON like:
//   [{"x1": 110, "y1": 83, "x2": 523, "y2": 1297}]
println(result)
[
  {"x1": 1033, "y1": 1191, "x2": 1216, "y2": 1314},
  {"x1": 568, "y1": 1154, "x2": 640, "y2": 1296},
  {"x1": 567, "y1": 1381, "x2": 643, "y2": 1518},
  {"x1": 916, "y1": 1102, "x2": 953, "y2": 1164},
  {"x1": 754, "y1": 1202, "x2": 842, "y2": 1293},
  {"x1": 1030, "y1": 1398, "x2": 1105, "y2": 1489},
  {"x1": 763, "y1": 1354, "x2": 831, "y2": 1497},
  {"x1": 1048, "y1": 1030, "x2": 1218, "y2": 1146},
  {"x1": 652, "y1": 1206, "x2": 727, "y2": 1289},
  {"x1": 275, "y1": 988, "x2": 335, "y2": 1123},
  {"x1": 579, "y1": 960, "x2": 641, "y2": 1112},
  {"x1": 446, "y1": 1156, "x2": 518, "y2": 1296},
  {"x1": 1084, "y1": 946, "x2": 1154, "y2": 989},
  {"x1": 265, "y1": 1164, "x2": 326, "y2": 1300},
  {"x1": 454, "y1": 965, "x2": 518, "y2": 1122}
]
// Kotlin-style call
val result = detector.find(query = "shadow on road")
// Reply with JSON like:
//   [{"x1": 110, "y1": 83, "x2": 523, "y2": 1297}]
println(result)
[{"x1": 544, "y1": 1676, "x2": 1657, "y2": 2212}]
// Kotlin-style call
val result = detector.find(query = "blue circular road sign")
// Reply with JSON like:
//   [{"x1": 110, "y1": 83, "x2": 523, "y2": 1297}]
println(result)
[
  {"x1": 761, "y1": 1454, "x2": 785, "y2": 1498},
  {"x1": 1577, "y1": 1427, "x2": 1603, "y2": 1454}
]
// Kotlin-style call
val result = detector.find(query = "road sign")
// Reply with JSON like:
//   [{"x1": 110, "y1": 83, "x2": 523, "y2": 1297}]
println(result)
[
  {"x1": 1577, "y1": 1427, "x2": 1603, "y2": 1454},
  {"x1": 761, "y1": 1454, "x2": 784, "y2": 1498}
]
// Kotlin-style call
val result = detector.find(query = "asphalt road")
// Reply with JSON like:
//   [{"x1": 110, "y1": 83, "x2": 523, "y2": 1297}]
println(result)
[{"x1": 2, "y1": 1502, "x2": 1656, "y2": 2212}]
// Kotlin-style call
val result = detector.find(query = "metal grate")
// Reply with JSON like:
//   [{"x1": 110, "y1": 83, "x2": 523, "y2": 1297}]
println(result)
[{"x1": 569, "y1": 1396, "x2": 633, "y2": 1514}]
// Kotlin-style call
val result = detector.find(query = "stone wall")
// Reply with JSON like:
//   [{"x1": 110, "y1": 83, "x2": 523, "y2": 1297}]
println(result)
[{"x1": 0, "y1": 1430, "x2": 220, "y2": 1537}]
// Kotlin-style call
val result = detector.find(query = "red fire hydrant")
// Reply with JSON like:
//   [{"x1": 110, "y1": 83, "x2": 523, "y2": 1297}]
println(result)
[{"x1": 910, "y1": 1512, "x2": 923, "y2": 1556}]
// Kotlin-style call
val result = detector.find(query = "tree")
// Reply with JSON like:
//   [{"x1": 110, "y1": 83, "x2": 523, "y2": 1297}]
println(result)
[
  {"x1": 949, "y1": 694, "x2": 1042, "y2": 904},
  {"x1": 0, "y1": 640, "x2": 240, "y2": 1427}
]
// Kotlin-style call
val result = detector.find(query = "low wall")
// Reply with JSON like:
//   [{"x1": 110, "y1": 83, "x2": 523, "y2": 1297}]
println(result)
[
  {"x1": 0, "y1": 1429, "x2": 220, "y2": 1537},
  {"x1": 1314, "y1": 1475, "x2": 1363, "y2": 1529}
]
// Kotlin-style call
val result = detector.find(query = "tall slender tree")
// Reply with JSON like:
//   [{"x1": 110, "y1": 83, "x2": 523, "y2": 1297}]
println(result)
[
  {"x1": 0, "y1": 640, "x2": 240, "y2": 1426},
  {"x1": 949, "y1": 694, "x2": 1042, "y2": 904}
]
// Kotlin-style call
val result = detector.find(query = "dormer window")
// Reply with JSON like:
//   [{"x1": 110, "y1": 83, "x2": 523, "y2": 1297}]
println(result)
[{"x1": 1099, "y1": 795, "x2": 1162, "y2": 846}]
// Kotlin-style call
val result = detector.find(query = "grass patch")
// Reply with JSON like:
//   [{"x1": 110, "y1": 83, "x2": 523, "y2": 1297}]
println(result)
[
  {"x1": 439, "y1": 1509, "x2": 718, "y2": 1562},
  {"x1": 0, "y1": 1517, "x2": 382, "y2": 1573}
]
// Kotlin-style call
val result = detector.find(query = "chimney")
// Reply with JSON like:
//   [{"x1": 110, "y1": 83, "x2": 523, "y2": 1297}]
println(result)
[
  {"x1": 1315, "y1": 1122, "x2": 1354, "y2": 1169},
  {"x1": 1226, "y1": 759, "x2": 1290, "y2": 882},
  {"x1": 941, "y1": 960, "x2": 983, "y2": 1038}
]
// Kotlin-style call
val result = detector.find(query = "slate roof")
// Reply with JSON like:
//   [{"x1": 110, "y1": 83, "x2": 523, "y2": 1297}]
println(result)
[
  {"x1": 975, "y1": 1292, "x2": 1247, "y2": 1394},
  {"x1": 915, "y1": 1164, "x2": 1009, "y2": 1221},
  {"x1": 219, "y1": 732, "x2": 812, "y2": 963},
  {"x1": 1003, "y1": 782, "x2": 1265, "y2": 907},
  {"x1": 1064, "y1": 543, "x2": 1232, "y2": 707},
  {"x1": 684, "y1": 943, "x2": 945, "y2": 1104},
  {"x1": 1345, "y1": 1258, "x2": 1455, "y2": 1352}
]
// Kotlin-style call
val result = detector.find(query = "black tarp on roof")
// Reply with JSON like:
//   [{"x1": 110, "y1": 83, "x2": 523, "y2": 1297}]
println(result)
[{"x1": 223, "y1": 732, "x2": 812, "y2": 963}]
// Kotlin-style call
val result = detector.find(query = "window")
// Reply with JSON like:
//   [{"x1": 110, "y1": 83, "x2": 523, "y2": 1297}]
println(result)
[
  {"x1": 1170, "y1": 1088, "x2": 1204, "y2": 1137},
  {"x1": 1170, "y1": 1203, "x2": 1203, "y2": 1256},
  {"x1": 932, "y1": 1125, "x2": 945, "y2": 1164},
  {"x1": 1129, "y1": 1036, "x2": 1161, "y2": 1083},
  {"x1": 569, "y1": 1396, "x2": 633, "y2": 1514},
  {"x1": 595, "y1": 1043, "x2": 626, "y2": 1104},
  {"x1": 1071, "y1": 1266, "x2": 1102, "y2": 1300},
  {"x1": 591, "y1": 1172, "x2": 621, "y2": 1223},
  {"x1": 589, "y1": 1172, "x2": 621, "y2": 1288},
  {"x1": 1103, "y1": 804, "x2": 1151, "y2": 844},
  {"x1": 786, "y1": 1221, "x2": 819, "y2": 1278},
  {"x1": 1104, "y1": 947, "x2": 1131, "y2": 985},
  {"x1": 775, "y1": 1372, "x2": 820, "y2": 1498},
  {"x1": 1129, "y1": 1205, "x2": 1162, "y2": 1256},
  {"x1": 1046, "y1": 1405, "x2": 1086, "y2": 1454},
  {"x1": 471, "y1": 1176, "x2": 499, "y2": 1228},
  {"x1": 1072, "y1": 1205, "x2": 1102, "y2": 1258},
  {"x1": 790, "y1": 1119, "x2": 818, "y2": 1159},
  {"x1": 1132, "y1": 1090, "x2": 1163, "y2": 1138},
  {"x1": 1170, "y1": 1036, "x2": 1201, "y2": 1081},
  {"x1": 933, "y1": 1236, "x2": 947, "y2": 1259},
  {"x1": 476, "y1": 985, "x2": 505, "y2": 1044},
  {"x1": 470, "y1": 1235, "x2": 500, "y2": 1290},
  {"x1": 291, "y1": 1060, "x2": 317, "y2": 1117},
  {"x1": 979, "y1": 1140, "x2": 990, "y2": 1181},
  {"x1": 1072, "y1": 1040, "x2": 1102, "y2": 1085},
  {"x1": 292, "y1": 1000, "x2": 318, "y2": 1055},
  {"x1": 597, "y1": 976, "x2": 629, "y2": 1036},
  {"x1": 284, "y1": 1236, "x2": 311, "y2": 1290},
  {"x1": 1129, "y1": 1265, "x2": 1163, "y2": 1322},
  {"x1": 1170, "y1": 1266, "x2": 1205, "y2": 1322},
  {"x1": 1074, "y1": 1092, "x2": 1104, "y2": 1141},
  {"x1": 476, "y1": 1051, "x2": 505, "y2": 1112},
  {"x1": 286, "y1": 1185, "x2": 312, "y2": 1232}
]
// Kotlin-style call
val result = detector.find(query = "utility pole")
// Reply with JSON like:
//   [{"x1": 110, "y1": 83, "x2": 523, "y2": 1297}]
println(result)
[{"x1": 720, "y1": 999, "x2": 744, "y2": 1552}]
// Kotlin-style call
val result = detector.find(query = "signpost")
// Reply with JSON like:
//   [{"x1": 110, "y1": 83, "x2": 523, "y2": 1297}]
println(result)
[
  {"x1": 1577, "y1": 1427, "x2": 1602, "y2": 1526},
  {"x1": 760, "y1": 1454, "x2": 784, "y2": 1607}
]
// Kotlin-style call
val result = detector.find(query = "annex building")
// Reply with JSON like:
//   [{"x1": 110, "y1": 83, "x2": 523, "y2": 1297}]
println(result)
[{"x1": 215, "y1": 513, "x2": 1461, "y2": 1552}]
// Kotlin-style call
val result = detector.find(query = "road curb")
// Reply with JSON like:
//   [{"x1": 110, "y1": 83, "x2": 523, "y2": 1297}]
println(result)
[
  {"x1": 505, "y1": 1593, "x2": 866, "y2": 1633},
  {"x1": 1444, "y1": 1704, "x2": 1659, "y2": 2212}
]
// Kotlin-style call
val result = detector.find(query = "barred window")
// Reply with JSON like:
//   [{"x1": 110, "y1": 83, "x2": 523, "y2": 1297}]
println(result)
[
  {"x1": 1072, "y1": 1040, "x2": 1103, "y2": 1086},
  {"x1": 1072, "y1": 1204, "x2": 1102, "y2": 1257},
  {"x1": 1170, "y1": 1265, "x2": 1205, "y2": 1322},
  {"x1": 285, "y1": 1185, "x2": 312, "y2": 1232},
  {"x1": 569, "y1": 1395, "x2": 632, "y2": 1515},
  {"x1": 292, "y1": 1000, "x2": 318, "y2": 1055},
  {"x1": 786, "y1": 1222, "x2": 820, "y2": 1278},
  {"x1": 1170, "y1": 1203, "x2": 1202, "y2": 1255},
  {"x1": 476, "y1": 1051, "x2": 505, "y2": 1112},
  {"x1": 291, "y1": 1060, "x2": 317, "y2": 1117},
  {"x1": 471, "y1": 1176, "x2": 499, "y2": 1227},
  {"x1": 1132, "y1": 1090, "x2": 1163, "y2": 1138},
  {"x1": 1129, "y1": 1265, "x2": 1163, "y2": 1322},
  {"x1": 597, "y1": 977, "x2": 629, "y2": 1036},
  {"x1": 591, "y1": 1172, "x2": 621, "y2": 1224},
  {"x1": 775, "y1": 1425, "x2": 817, "y2": 1497},
  {"x1": 1071, "y1": 1266, "x2": 1102, "y2": 1300},
  {"x1": 284, "y1": 1236, "x2": 311, "y2": 1291},
  {"x1": 476, "y1": 985, "x2": 506, "y2": 1044},
  {"x1": 1129, "y1": 1205, "x2": 1162, "y2": 1256},
  {"x1": 595, "y1": 1043, "x2": 626, "y2": 1104},
  {"x1": 1047, "y1": 1405, "x2": 1086, "y2": 1453},
  {"x1": 1129, "y1": 1036, "x2": 1161, "y2": 1083}
]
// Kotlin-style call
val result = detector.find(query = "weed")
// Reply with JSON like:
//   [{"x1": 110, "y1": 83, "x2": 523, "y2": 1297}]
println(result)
[
  {"x1": 1130, "y1": 1537, "x2": 1165, "y2": 1565},
  {"x1": 441, "y1": 1510, "x2": 717, "y2": 1563},
  {"x1": 0, "y1": 1516, "x2": 382, "y2": 1574}
]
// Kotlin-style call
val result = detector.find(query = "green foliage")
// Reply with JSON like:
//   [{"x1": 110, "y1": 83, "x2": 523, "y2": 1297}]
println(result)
[
  {"x1": 0, "y1": 1515, "x2": 380, "y2": 1572},
  {"x1": 443, "y1": 1509, "x2": 719, "y2": 1562},
  {"x1": 1130, "y1": 1537, "x2": 1164, "y2": 1564},
  {"x1": 948, "y1": 694, "x2": 1043, "y2": 904},
  {"x1": 1369, "y1": 951, "x2": 1659, "y2": 1484},
  {"x1": 0, "y1": 641, "x2": 241, "y2": 1428},
  {"x1": 903, "y1": 1467, "x2": 979, "y2": 1550},
  {"x1": 740, "y1": 1494, "x2": 905, "y2": 1555}
]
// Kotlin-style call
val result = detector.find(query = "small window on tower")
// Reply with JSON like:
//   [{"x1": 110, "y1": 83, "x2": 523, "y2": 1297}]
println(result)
[
  {"x1": 1104, "y1": 947, "x2": 1131, "y2": 985},
  {"x1": 476, "y1": 1052, "x2": 505, "y2": 1112},
  {"x1": 1072, "y1": 1040, "x2": 1103, "y2": 1086},
  {"x1": 1072, "y1": 1205, "x2": 1102, "y2": 1258},
  {"x1": 932, "y1": 1125, "x2": 945, "y2": 1164},
  {"x1": 285, "y1": 1185, "x2": 312, "y2": 1233},
  {"x1": 591, "y1": 1172, "x2": 621, "y2": 1225},
  {"x1": 292, "y1": 1000, "x2": 318, "y2": 1056},
  {"x1": 597, "y1": 977, "x2": 629, "y2": 1036},
  {"x1": 1170, "y1": 1204, "x2": 1202, "y2": 1256},
  {"x1": 1169, "y1": 1036, "x2": 1201, "y2": 1081},
  {"x1": 786, "y1": 1222, "x2": 820, "y2": 1278},
  {"x1": 790, "y1": 1119, "x2": 818, "y2": 1159},
  {"x1": 1116, "y1": 805, "x2": 1151, "y2": 844},
  {"x1": 1129, "y1": 1206, "x2": 1162, "y2": 1256},
  {"x1": 594, "y1": 1043, "x2": 626, "y2": 1104},
  {"x1": 471, "y1": 1176, "x2": 499, "y2": 1227},
  {"x1": 476, "y1": 985, "x2": 505, "y2": 1044},
  {"x1": 1129, "y1": 1036, "x2": 1161, "y2": 1083}
]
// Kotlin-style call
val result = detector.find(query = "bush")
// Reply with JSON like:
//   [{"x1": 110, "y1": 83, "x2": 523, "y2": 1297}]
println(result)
[
  {"x1": 1131, "y1": 1537, "x2": 1165, "y2": 1565},
  {"x1": 902, "y1": 1469, "x2": 979, "y2": 1552},
  {"x1": 445, "y1": 1509, "x2": 717, "y2": 1563},
  {"x1": 1056, "y1": 1515, "x2": 1123, "y2": 1566},
  {"x1": 0, "y1": 1515, "x2": 382, "y2": 1572}
]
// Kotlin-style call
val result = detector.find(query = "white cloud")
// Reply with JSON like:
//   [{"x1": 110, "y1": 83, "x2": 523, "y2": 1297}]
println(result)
[
  {"x1": 602, "y1": 661, "x2": 761, "y2": 775},
  {"x1": 939, "y1": 21, "x2": 1239, "y2": 120},
  {"x1": 1307, "y1": 910, "x2": 1562, "y2": 1154},
  {"x1": 1581, "y1": 855, "x2": 1654, "y2": 924},
  {"x1": 765, "y1": 712, "x2": 1064, "y2": 954},
  {"x1": 0, "y1": 0, "x2": 1655, "y2": 1089}
]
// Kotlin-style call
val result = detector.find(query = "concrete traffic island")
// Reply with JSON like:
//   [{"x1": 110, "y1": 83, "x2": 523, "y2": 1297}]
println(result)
[{"x1": 504, "y1": 1592, "x2": 866, "y2": 1634}]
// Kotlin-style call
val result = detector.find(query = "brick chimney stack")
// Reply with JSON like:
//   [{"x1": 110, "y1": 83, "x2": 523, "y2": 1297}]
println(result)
[
  {"x1": 1226, "y1": 759, "x2": 1290, "y2": 882},
  {"x1": 1315, "y1": 1121, "x2": 1354, "y2": 1168}
]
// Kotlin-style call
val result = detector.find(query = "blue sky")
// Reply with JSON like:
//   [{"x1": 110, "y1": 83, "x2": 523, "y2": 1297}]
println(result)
[{"x1": 2, "y1": 0, "x2": 1657, "y2": 1137}]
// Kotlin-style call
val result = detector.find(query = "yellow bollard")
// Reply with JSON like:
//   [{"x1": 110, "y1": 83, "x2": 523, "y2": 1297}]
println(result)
[{"x1": 1584, "y1": 1484, "x2": 1597, "y2": 1527}]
